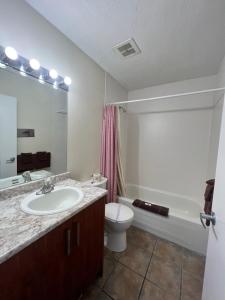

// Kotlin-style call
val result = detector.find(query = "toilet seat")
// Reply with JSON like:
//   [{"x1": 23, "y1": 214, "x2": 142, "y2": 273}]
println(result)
[{"x1": 105, "y1": 203, "x2": 134, "y2": 223}]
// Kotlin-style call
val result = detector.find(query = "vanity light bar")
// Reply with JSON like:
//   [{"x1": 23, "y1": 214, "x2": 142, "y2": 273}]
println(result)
[{"x1": 0, "y1": 45, "x2": 71, "y2": 92}]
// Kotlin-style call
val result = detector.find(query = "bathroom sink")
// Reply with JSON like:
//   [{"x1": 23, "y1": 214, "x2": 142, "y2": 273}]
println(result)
[{"x1": 21, "y1": 186, "x2": 84, "y2": 215}]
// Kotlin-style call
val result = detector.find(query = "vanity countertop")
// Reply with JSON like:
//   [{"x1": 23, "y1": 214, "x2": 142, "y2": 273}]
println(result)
[{"x1": 0, "y1": 178, "x2": 107, "y2": 264}]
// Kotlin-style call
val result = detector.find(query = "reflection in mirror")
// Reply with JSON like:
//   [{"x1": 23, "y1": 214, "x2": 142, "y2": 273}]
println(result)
[{"x1": 0, "y1": 68, "x2": 67, "y2": 189}]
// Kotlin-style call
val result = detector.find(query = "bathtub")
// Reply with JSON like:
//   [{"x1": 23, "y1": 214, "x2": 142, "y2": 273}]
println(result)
[{"x1": 119, "y1": 184, "x2": 208, "y2": 254}]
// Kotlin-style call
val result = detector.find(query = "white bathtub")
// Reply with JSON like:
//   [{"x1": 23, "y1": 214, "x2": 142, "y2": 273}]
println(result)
[{"x1": 119, "y1": 184, "x2": 208, "y2": 254}]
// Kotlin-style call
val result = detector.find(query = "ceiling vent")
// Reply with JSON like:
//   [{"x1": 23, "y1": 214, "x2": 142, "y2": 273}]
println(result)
[{"x1": 113, "y1": 38, "x2": 141, "y2": 59}]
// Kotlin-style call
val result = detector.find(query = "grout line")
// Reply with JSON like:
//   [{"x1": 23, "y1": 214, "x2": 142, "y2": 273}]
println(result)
[
  {"x1": 180, "y1": 248, "x2": 184, "y2": 300},
  {"x1": 116, "y1": 260, "x2": 145, "y2": 278},
  {"x1": 180, "y1": 266, "x2": 183, "y2": 300},
  {"x1": 101, "y1": 260, "x2": 117, "y2": 290},
  {"x1": 102, "y1": 290, "x2": 114, "y2": 299},
  {"x1": 137, "y1": 238, "x2": 158, "y2": 299}
]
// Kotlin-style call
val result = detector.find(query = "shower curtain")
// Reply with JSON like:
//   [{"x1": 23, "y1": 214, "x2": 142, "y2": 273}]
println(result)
[
  {"x1": 100, "y1": 105, "x2": 126, "y2": 203},
  {"x1": 117, "y1": 108, "x2": 126, "y2": 197}
]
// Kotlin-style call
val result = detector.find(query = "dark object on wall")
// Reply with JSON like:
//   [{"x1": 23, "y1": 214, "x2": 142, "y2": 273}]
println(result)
[
  {"x1": 17, "y1": 129, "x2": 35, "y2": 137},
  {"x1": 19, "y1": 153, "x2": 34, "y2": 171},
  {"x1": 133, "y1": 199, "x2": 169, "y2": 217},
  {"x1": 35, "y1": 152, "x2": 51, "y2": 169},
  {"x1": 17, "y1": 152, "x2": 51, "y2": 173},
  {"x1": 204, "y1": 179, "x2": 215, "y2": 226}
]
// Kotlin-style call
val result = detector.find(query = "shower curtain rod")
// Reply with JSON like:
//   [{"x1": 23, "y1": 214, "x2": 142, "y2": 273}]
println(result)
[{"x1": 107, "y1": 87, "x2": 225, "y2": 106}]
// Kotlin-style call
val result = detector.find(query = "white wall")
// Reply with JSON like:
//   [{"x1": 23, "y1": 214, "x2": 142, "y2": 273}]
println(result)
[
  {"x1": 126, "y1": 76, "x2": 220, "y2": 202},
  {"x1": 129, "y1": 75, "x2": 217, "y2": 100},
  {"x1": 217, "y1": 55, "x2": 225, "y2": 88},
  {"x1": 0, "y1": 0, "x2": 126, "y2": 181},
  {"x1": 207, "y1": 55, "x2": 225, "y2": 178},
  {"x1": 0, "y1": 0, "x2": 105, "y2": 180},
  {"x1": 104, "y1": 72, "x2": 128, "y2": 104},
  {"x1": 104, "y1": 73, "x2": 128, "y2": 180},
  {"x1": 207, "y1": 97, "x2": 224, "y2": 179}
]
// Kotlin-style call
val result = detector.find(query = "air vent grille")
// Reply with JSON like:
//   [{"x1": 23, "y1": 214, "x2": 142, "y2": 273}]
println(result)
[{"x1": 113, "y1": 38, "x2": 141, "y2": 59}]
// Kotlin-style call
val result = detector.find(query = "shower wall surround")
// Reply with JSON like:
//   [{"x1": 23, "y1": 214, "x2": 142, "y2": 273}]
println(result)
[{"x1": 126, "y1": 75, "x2": 223, "y2": 204}]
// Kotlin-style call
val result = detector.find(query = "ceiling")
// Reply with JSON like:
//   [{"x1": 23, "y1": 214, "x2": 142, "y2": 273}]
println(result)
[{"x1": 26, "y1": 0, "x2": 225, "y2": 91}]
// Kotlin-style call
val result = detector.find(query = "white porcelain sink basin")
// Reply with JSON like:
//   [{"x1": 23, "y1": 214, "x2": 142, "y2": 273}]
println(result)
[{"x1": 21, "y1": 186, "x2": 84, "y2": 215}]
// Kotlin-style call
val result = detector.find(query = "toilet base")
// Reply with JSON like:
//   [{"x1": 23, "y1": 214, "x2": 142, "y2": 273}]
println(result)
[{"x1": 107, "y1": 231, "x2": 127, "y2": 252}]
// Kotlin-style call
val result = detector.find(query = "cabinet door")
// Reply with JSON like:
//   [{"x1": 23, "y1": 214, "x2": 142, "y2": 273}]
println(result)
[
  {"x1": 0, "y1": 255, "x2": 21, "y2": 300},
  {"x1": 44, "y1": 218, "x2": 72, "y2": 300},
  {"x1": 65, "y1": 210, "x2": 85, "y2": 300},
  {"x1": 0, "y1": 233, "x2": 47, "y2": 300},
  {"x1": 19, "y1": 236, "x2": 47, "y2": 300},
  {"x1": 83, "y1": 197, "x2": 105, "y2": 287}
]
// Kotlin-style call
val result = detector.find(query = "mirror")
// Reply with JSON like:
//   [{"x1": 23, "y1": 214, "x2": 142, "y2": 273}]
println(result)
[{"x1": 0, "y1": 67, "x2": 67, "y2": 189}]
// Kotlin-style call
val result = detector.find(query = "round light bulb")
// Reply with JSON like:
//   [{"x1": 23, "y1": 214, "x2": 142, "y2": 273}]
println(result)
[
  {"x1": 64, "y1": 76, "x2": 72, "y2": 86},
  {"x1": 49, "y1": 69, "x2": 58, "y2": 79},
  {"x1": 29, "y1": 58, "x2": 40, "y2": 70},
  {"x1": 5, "y1": 47, "x2": 18, "y2": 60}
]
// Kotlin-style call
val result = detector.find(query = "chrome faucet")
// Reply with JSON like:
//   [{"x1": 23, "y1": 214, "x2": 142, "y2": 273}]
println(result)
[
  {"x1": 22, "y1": 171, "x2": 32, "y2": 182},
  {"x1": 36, "y1": 177, "x2": 55, "y2": 195}
]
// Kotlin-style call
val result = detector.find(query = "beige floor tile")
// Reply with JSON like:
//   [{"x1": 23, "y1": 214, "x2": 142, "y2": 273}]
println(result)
[
  {"x1": 82, "y1": 286, "x2": 111, "y2": 300},
  {"x1": 154, "y1": 238, "x2": 183, "y2": 265},
  {"x1": 146, "y1": 255, "x2": 181, "y2": 291},
  {"x1": 127, "y1": 226, "x2": 157, "y2": 253},
  {"x1": 140, "y1": 280, "x2": 180, "y2": 300},
  {"x1": 96, "y1": 291, "x2": 112, "y2": 300},
  {"x1": 104, "y1": 263, "x2": 143, "y2": 300},
  {"x1": 118, "y1": 243, "x2": 151, "y2": 276},
  {"x1": 182, "y1": 249, "x2": 205, "y2": 280},
  {"x1": 104, "y1": 247, "x2": 122, "y2": 261},
  {"x1": 96, "y1": 257, "x2": 116, "y2": 288},
  {"x1": 181, "y1": 270, "x2": 203, "y2": 300}
]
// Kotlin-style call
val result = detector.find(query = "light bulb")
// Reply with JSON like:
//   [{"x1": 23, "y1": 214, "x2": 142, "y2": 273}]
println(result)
[
  {"x1": 20, "y1": 65, "x2": 27, "y2": 77},
  {"x1": 5, "y1": 47, "x2": 18, "y2": 60},
  {"x1": 39, "y1": 74, "x2": 44, "y2": 84},
  {"x1": 64, "y1": 76, "x2": 72, "y2": 86},
  {"x1": 53, "y1": 81, "x2": 58, "y2": 89},
  {"x1": 29, "y1": 58, "x2": 40, "y2": 70},
  {"x1": 49, "y1": 69, "x2": 58, "y2": 79}
]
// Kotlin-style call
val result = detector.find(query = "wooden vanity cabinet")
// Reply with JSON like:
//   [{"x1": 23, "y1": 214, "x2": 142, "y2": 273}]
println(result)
[{"x1": 0, "y1": 197, "x2": 105, "y2": 300}]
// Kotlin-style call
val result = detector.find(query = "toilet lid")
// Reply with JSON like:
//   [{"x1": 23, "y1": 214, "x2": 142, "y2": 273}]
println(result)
[{"x1": 105, "y1": 203, "x2": 134, "y2": 222}]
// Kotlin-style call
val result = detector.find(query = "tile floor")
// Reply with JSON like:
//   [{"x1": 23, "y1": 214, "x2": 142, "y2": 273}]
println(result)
[{"x1": 81, "y1": 226, "x2": 205, "y2": 300}]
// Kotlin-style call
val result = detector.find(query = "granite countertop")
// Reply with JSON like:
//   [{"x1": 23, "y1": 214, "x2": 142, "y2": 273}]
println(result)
[{"x1": 0, "y1": 178, "x2": 107, "y2": 264}]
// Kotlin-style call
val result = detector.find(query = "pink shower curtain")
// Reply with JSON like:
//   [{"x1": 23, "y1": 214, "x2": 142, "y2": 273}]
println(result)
[{"x1": 100, "y1": 105, "x2": 118, "y2": 203}]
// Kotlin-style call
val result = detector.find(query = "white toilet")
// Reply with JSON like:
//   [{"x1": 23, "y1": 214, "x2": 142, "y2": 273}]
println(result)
[
  {"x1": 84, "y1": 176, "x2": 134, "y2": 252},
  {"x1": 105, "y1": 203, "x2": 134, "y2": 252}
]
